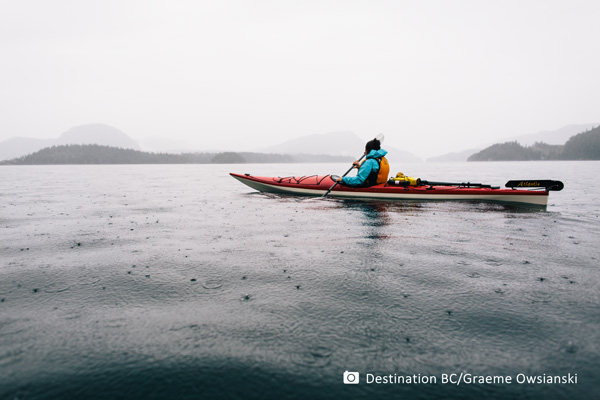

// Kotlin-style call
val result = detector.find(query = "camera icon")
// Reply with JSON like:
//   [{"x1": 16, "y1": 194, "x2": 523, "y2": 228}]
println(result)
[{"x1": 343, "y1": 371, "x2": 359, "y2": 384}]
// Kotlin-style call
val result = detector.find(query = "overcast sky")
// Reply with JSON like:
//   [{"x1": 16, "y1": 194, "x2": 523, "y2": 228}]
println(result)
[{"x1": 1, "y1": 0, "x2": 599, "y2": 158}]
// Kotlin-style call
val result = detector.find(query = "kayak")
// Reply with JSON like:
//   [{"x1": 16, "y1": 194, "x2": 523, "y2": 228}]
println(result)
[{"x1": 230, "y1": 173, "x2": 564, "y2": 206}]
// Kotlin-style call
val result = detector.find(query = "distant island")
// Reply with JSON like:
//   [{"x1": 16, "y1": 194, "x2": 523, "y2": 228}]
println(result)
[
  {"x1": 0, "y1": 123, "x2": 142, "y2": 161},
  {"x1": 468, "y1": 126, "x2": 600, "y2": 161},
  {"x1": 3, "y1": 123, "x2": 599, "y2": 164},
  {"x1": 0, "y1": 144, "x2": 354, "y2": 165}
]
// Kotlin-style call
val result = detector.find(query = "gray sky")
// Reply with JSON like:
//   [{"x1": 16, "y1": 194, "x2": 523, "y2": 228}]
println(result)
[{"x1": 1, "y1": 0, "x2": 599, "y2": 158}]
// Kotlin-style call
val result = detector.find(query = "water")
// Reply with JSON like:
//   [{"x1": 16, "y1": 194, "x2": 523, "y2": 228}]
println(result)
[{"x1": 1, "y1": 161, "x2": 599, "y2": 400}]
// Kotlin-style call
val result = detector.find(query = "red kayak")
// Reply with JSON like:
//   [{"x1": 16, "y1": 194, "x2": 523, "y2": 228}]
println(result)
[{"x1": 230, "y1": 173, "x2": 564, "y2": 206}]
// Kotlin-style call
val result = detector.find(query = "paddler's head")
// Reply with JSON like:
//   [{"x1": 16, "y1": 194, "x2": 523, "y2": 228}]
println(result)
[{"x1": 365, "y1": 138, "x2": 381, "y2": 154}]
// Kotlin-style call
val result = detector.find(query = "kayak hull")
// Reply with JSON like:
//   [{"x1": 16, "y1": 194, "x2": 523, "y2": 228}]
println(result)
[{"x1": 230, "y1": 173, "x2": 550, "y2": 206}]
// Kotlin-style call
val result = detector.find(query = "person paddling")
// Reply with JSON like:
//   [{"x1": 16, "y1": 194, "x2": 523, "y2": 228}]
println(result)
[{"x1": 336, "y1": 138, "x2": 389, "y2": 187}]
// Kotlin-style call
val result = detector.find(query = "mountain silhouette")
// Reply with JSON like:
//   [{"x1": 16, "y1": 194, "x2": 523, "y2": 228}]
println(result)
[
  {"x1": 427, "y1": 123, "x2": 599, "y2": 162},
  {"x1": 0, "y1": 123, "x2": 141, "y2": 161},
  {"x1": 257, "y1": 131, "x2": 422, "y2": 163}
]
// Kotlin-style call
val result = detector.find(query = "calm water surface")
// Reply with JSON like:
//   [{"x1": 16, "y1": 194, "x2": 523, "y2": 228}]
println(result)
[{"x1": 1, "y1": 161, "x2": 599, "y2": 399}]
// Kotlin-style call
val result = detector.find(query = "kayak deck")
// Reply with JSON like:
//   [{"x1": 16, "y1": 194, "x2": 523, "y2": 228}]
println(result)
[{"x1": 230, "y1": 173, "x2": 552, "y2": 206}]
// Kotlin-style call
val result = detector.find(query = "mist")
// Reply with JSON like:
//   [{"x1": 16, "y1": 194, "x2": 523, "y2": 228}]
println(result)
[{"x1": 1, "y1": 0, "x2": 599, "y2": 159}]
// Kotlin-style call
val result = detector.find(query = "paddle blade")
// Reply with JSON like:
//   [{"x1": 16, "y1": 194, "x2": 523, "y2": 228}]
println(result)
[
  {"x1": 375, "y1": 133, "x2": 385, "y2": 143},
  {"x1": 505, "y1": 180, "x2": 564, "y2": 191}
]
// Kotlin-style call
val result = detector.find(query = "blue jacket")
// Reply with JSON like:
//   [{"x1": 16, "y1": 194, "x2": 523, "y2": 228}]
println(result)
[{"x1": 342, "y1": 149, "x2": 388, "y2": 187}]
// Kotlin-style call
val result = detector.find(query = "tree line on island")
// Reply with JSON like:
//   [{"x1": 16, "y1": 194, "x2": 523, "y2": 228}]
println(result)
[
  {"x1": 2, "y1": 125, "x2": 598, "y2": 165},
  {"x1": 0, "y1": 145, "x2": 354, "y2": 165},
  {"x1": 468, "y1": 125, "x2": 600, "y2": 161}
]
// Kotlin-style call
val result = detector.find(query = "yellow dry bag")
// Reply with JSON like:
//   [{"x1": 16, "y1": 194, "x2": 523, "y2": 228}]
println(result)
[{"x1": 387, "y1": 172, "x2": 421, "y2": 186}]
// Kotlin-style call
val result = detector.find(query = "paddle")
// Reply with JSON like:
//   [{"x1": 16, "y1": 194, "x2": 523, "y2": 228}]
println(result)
[
  {"x1": 420, "y1": 180, "x2": 497, "y2": 189},
  {"x1": 321, "y1": 134, "x2": 385, "y2": 198},
  {"x1": 505, "y1": 180, "x2": 564, "y2": 191}
]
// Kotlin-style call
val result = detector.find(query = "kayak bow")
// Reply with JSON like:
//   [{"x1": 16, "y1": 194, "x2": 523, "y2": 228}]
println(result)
[{"x1": 230, "y1": 173, "x2": 562, "y2": 206}]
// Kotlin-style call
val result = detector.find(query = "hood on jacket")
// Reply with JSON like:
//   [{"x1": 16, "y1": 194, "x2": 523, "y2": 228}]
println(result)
[{"x1": 366, "y1": 149, "x2": 388, "y2": 159}]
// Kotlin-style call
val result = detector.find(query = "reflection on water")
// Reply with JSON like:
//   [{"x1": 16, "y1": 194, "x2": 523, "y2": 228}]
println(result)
[{"x1": 342, "y1": 202, "x2": 394, "y2": 241}]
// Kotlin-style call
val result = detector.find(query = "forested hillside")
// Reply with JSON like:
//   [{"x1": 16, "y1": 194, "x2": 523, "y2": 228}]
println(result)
[
  {"x1": 0, "y1": 144, "x2": 353, "y2": 165},
  {"x1": 468, "y1": 126, "x2": 600, "y2": 161}
]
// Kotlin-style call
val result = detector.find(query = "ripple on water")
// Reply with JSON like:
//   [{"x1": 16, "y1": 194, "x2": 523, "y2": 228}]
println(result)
[
  {"x1": 289, "y1": 345, "x2": 332, "y2": 369},
  {"x1": 484, "y1": 258, "x2": 504, "y2": 266},
  {"x1": 202, "y1": 279, "x2": 224, "y2": 290},
  {"x1": 42, "y1": 282, "x2": 71, "y2": 293},
  {"x1": 78, "y1": 277, "x2": 102, "y2": 286},
  {"x1": 525, "y1": 288, "x2": 555, "y2": 305},
  {"x1": 433, "y1": 247, "x2": 469, "y2": 257}
]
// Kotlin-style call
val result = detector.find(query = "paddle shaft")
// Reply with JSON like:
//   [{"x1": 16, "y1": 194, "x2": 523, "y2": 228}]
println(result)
[
  {"x1": 421, "y1": 180, "x2": 493, "y2": 188},
  {"x1": 321, "y1": 154, "x2": 366, "y2": 198}
]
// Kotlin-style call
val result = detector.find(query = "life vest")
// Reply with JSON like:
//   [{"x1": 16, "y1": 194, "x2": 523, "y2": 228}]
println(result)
[{"x1": 364, "y1": 156, "x2": 390, "y2": 186}]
